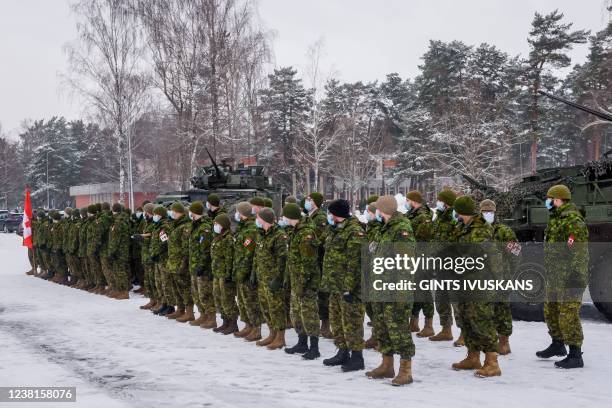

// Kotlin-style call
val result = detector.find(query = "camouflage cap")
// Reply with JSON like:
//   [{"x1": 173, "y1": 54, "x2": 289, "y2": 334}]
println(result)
[
  {"x1": 479, "y1": 199, "x2": 496, "y2": 212},
  {"x1": 50, "y1": 210, "x2": 61, "y2": 220},
  {"x1": 87, "y1": 204, "x2": 97, "y2": 214},
  {"x1": 112, "y1": 202, "x2": 123, "y2": 213},
  {"x1": 546, "y1": 184, "x2": 571, "y2": 200},
  {"x1": 64, "y1": 207, "x2": 72, "y2": 216},
  {"x1": 236, "y1": 201, "x2": 252, "y2": 218},
  {"x1": 258, "y1": 207, "x2": 275, "y2": 224},
  {"x1": 454, "y1": 196, "x2": 477, "y2": 216},
  {"x1": 308, "y1": 192, "x2": 324, "y2": 208},
  {"x1": 214, "y1": 213, "x2": 231, "y2": 230},
  {"x1": 101, "y1": 202, "x2": 111, "y2": 211},
  {"x1": 171, "y1": 201, "x2": 186, "y2": 214},
  {"x1": 282, "y1": 203, "x2": 302, "y2": 220},
  {"x1": 375, "y1": 195, "x2": 397, "y2": 216},
  {"x1": 263, "y1": 198, "x2": 273, "y2": 208},
  {"x1": 189, "y1": 201, "x2": 204, "y2": 216},
  {"x1": 94, "y1": 203, "x2": 102, "y2": 212},
  {"x1": 207, "y1": 194, "x2": 220, "y2": 207},
  {"x1": 406, "y1": 190, "x2": 423, "y2": 204},
  {"x1": 80, "y1": 207, "x2": 88, "y2": 217},
  {"x1": 153, "y1": 205, "x2": 167, "y2": 217},
  {"x1": 284, "y1": 196, "x2": 297, "y2": 204},
  {"x1": 143, "y1": 203, "x2": 155, "y2": 214},
  {"x1": 437, "y1": 189, "x2": 457, "y2": 207},
  {"x1": 249, "y1": 196, "x2": 265, "y2": 207}
]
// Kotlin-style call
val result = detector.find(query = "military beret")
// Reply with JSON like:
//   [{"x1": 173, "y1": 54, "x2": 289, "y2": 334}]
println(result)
[
  {"x1": 546, "y1": 184, "x2": 571, "y2": 200},
  {"x1": 258, "y1": 207, "x2": 275, "y2": 224},
  {"x1": 407, "y1": 190, "x2": 423, "y2": 204},
  {"x1": 214, "y1": 213, "x2": 231, "y2": 230},
  {"x1": 479, "y1": 199, "x2": 496, "y2": 212},
  {"x1": 308, "y1": 192, "x2": 324, "y2": 208},
  {"x1": 328, "y1": 199, "x2": 350, "y2": 219},
  {"x1": 207, "y1": 194, "x2": 220, "y2": 207},
  {"x1": 171, "y1": 201, "x2": 185, "y2": 214},
  {"x1": 80, "y1": 207, "x2": 88, "y2": 217},
  {"x1": 366, "y1": 195, "x2": 379, "y2": 204},
  {"x1": 143, "y1": 203, "x2": 155, "y2": 214},
  {"x1": 236, "y1": 201, "x2": 252, "y2": 218},
  {"x1": 250, "y1": 196, "x2": 265, "y2": 207},
  {"x1": 263, "y1": 198, "x2": 273, "y2": 208},
  {"x1": 101, "y1": 202, "x2": 111, "y2": 211},
  {"x1": 112, "y1": 203, "x2": 123, "y2": 213},
  {"x1": 437, "y1": 189, "x2": 457, "y2": 207},
  {"x1": 189, "y1": 201, "x2": 204, "y2": 216},
  {"x1": 454, "y1": 196, "x2": 477, "y2": 216},
  {"x1": 284, "y1": 196, "x2": 297, "y2": 204},
  {"x1": 153, "y1": 205, "x2": 167, "y2": 217},
  {"x1": 282, "y1": 203, "x2": 302, "y2": 220},
  {"x1": 375, "y1": 195, "x2": 397, "y2": 216}
]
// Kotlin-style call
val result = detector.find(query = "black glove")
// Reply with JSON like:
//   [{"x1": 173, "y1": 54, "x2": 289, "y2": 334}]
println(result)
[
  {"x1": 343, "y1": 291, "x2": 356, "y2": 303},
  {"x1": 150, "y1": 254, "x2": 160, "y2": 263},
  {"x1": 268, "y1": 276, "x2": 282, "y2": 292},
  {"x1": 131, "y1": 234, "x2": 144, "y2": 242},
  {"x1": 195, "y1": 266, "x2": 204, "y2": 277}
]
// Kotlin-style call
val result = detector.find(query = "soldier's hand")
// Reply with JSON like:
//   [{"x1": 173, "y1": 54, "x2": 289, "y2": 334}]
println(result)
[
  {"x1": 268, "y1": 276, "x2": 282, "y2": 292},
  {"x1": 342, "y1": 291, "x2": 355, "y2": 303}
]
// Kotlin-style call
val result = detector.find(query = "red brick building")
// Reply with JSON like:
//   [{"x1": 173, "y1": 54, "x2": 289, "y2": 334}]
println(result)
[{"x1": 69, "y1": 183, "x2": 166, "y2": 209}]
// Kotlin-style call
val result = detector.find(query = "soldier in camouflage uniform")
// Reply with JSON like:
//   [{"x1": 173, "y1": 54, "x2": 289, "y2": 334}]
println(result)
[
  {"x1": 97, "y1": 203, "x2": 114, "y2": 295},
  {"x1": 305, "y1": 192, "x2": 333, "y2": 339},
  {"x1": 185, "y1": 201, "x2": 216, "y2": 328},
  {"x1": 232, "y1": 202, "x2": 262, "y2": 340},
  {"x1": 85, "y1": 204, "x2": 104, "y2": 292},
  {"x1": 131, "y1": 206, "x2": 146, "y2": 292},
  {"x1": 108, "y1": 203, "x2": 131, "y2": 299},
  {"x1": 253, "y1": 208, "x2": 289, "y2": 350},
  {"x1": 451, "y1": 196, "x2": 503, "y2": 377},
  {"x1": 150, "y1": 206, "x2": 175, "y2": 316},
  {"x1": 77, "y1": 207, "x2": 92, "y2": 289},
  {"x1": 363, "y1": 198, "x2": 382, "y2": 350},
  {"x1": 211, "y1": 213, "x2": 238, "y2": 334},
  {"x1": 480, "y1": 199, "x2": 519, "y2": 355},
  {"x1": 164, "y1": 202, "x2": 193, "y2": 322},
  {"x1": 138, "y1": 203, "x2": 158, "y2": 309},
  {"x1": 536, "y1": 185, "x2": 589, "y2": 369},
  {"x1": 65, "y1": 208, "x2": 81, "y2": 287},
  {"x1": 49, "y1": 210, "x2": 69, "y2": 284},
  {"x1": 405, "y1": 190, "x2": 435, "y2": 338},
  {"x1": 282, "y1": 203, "x2": 321, "y2": 359},
  {"x1": 37, "y1": 212, "x2": 53, "y2": 279},
  {"x1": 206, "y1": 194, "x2": 226, "y2": 219},
  {"x1": 430, "y1": 189, "x2": 460, "y2": 342},
  {"x1": 366, "y1": 195, "x2": 416, "y2": 386},
  {"x1": 321, "y1": 199, "x2": 366, "y2": 372}
]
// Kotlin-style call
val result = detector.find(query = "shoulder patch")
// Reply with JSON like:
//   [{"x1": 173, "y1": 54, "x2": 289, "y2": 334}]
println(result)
[
  {"x1": 401, "y1": 230, "x2": 409, "y2": 236},
  {"x1": 356, "y1": 231, "x2": 364, "y2": 236},
  {"x1": 244, "y1": 238, "x2": 253, "y2": 247}
]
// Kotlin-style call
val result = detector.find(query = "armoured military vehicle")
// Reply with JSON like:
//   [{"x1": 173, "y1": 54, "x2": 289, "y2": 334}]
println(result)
[
  {"x1": 155, "y1": 149, "x2": 283, "y2": 214},
  {"x1": 464, "y1": 91, "x2": 612, "y2": 322}
]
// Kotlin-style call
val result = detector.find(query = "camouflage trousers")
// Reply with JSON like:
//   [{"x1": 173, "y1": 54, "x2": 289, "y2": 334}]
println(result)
[
  {"x1": 412, "y1": 288, "x2": 435, "y2": 319},
  {"x1": 212, "y1": 278, "x2": 238, "y2": 320},
  {"x1": 237, "y1": 283, "x2": 262, "y2": 326},
  {"x1": 192, "y1": 275, "x2": 215, "y2": 316},
  {"x1": 112, "y1": 259, "x2": 131, "y2": 292},
  {"x1": 329, "y1": 292, "x2": 365, "y2": 351},
  {"x1": 51, "y1": 251, "x2": 68, "y2": 277},
  {"x1": 28, "y1": 248, "x2": 35, "y2": 270},
  {"x1": 154, "y1": 262, "x2": 176, "y2": 306},
  {"x1": 494, "y1": 300, "x2": 513, "y2": 337},
  {"x1": 284, "y1": 286, "x2": 291, "y2": 327},
  {"x1": 88, "y1": 255, "x2": 105, "y2": 286},
  {"x1": 258, "y1": 284, "x2": 286, "y2": 331},
  {"x1": 457, "y1": 301, "x2": 497, "y2": 353},
  {"x1": 372, "y1": 302, "x2": 415, "y2": 359},
  {"x1": 78, "y1": 256, "x2": 90, "y2": 283},
  {"x1": 101, "y1": 256, "x2": 113, "y2": 288},
  {"x1": 544, "y1": 289, "x2": 583, "y2": 347},
  {"x1": 435, "y1": 289, "x2": 461, "y2": 328},
  {"x1": 365, "y1": 303, "x2": 378, "y2": 339},
  {"x1": 40, "y1": 248, "x2": 52, "y2": 272},
  {"x1": 170, "y1": 270, "x2": 192, "y2": 307},
  {"x1": 290, "y1": 290, "x2": 320, "y2": 336},
  {"x1": 143, "y1": 262, "x2": 156, "y2": 299},
  {"x1": 65, "y1": 254, "x2": 80, "y2": 280},
  {"x1": 318, "y1": 291, "x2": 329, "y2": 320},
  {"x1": 34, "y1": 247, "x2": 45, "y2": 272}
]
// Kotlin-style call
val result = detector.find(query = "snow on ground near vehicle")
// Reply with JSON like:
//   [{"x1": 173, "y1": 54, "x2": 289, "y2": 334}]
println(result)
[{"x1": 0, "y1": 233, "x2": 610, "y2": 408}]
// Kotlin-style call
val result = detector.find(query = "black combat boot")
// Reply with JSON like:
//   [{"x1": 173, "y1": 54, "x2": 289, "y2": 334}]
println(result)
[
  {"x1": 285, "y1": 334, "x2": 309, "y2": 355},
  {"x1": 302, "y1": 336, "x2": 320, "y2": 360},
  {"x1": 341, "y1": 350, "x2": 365, "y2": 372},
  {"x1": 555, "y1": 345, "x2": 584, "y2": 369},
  {"x1": 159, "y1": 305, "x2": 175, "y2": 316},
  {"x1": 323, "y1": 348, "x2": 350, "y2": 366},
  {"x1": 536, "y1": 340, "x2": 567, "y2": 358}
]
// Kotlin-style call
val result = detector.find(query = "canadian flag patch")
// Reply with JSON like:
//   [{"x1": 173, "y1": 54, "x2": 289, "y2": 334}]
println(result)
[
  {"x1": 567, "y1": 234, "x2": 575, "y2": 248},
  {"x1": 506, "y1": 241, "x2": 522, "y2": 256},
  {"x1": 160, "y1": 231, "x2": 168, "y2": 242},
  {"x1": 244, "y1": 238, "x2": 252, "y2": 247}
]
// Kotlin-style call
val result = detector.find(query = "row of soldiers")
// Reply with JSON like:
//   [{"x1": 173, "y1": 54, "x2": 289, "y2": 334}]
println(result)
[{"x1": 27, "y1": 183, "x2": 588, "y2": 387}]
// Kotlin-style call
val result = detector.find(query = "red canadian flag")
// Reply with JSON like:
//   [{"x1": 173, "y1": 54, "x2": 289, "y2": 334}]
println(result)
[{"x1": 22, "y1": 188, "x2": 33, "y2": 249}]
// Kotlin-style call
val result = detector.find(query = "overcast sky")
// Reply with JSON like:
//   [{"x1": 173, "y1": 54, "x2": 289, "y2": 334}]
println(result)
[{"x1": 0, "y1": 0, "x2": 609, "y2": 138}]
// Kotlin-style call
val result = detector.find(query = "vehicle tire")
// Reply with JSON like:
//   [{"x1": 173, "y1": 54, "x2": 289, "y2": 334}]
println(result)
[
  {"x1": 509, "y1": 241, "x2": 546, "y2": 322},
  {"x1": 588, "y1": 254, "x2": 612, "y2": 323}
]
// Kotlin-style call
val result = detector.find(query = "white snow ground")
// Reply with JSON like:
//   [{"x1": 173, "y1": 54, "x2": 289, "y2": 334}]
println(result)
[{"x1": 0, "y1": 233, "x2": 611, "y2": 408}]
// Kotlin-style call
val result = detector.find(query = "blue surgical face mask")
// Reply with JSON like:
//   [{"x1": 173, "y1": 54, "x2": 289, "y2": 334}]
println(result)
[
  {"x1": 255, "y1": 218, "x2": 263, "y2": 229},
  {"x1": 153, "y1": 215, "x2": 161, "y2": 223},
  {"x1": 234, "y1": 212, "x2": 241, "y2": 222},
  {"x1": 405, "y1": 201, "x2": 412, "y2": 211},
  {"x1": 278, "y1": 217, "x2": 288, "y2": 228},
  {"x1": 545, "y1": 198, "x2": 554, "y2": 210},
  {"x1": 366, "y1": 212, "x2": 374, "y2": 222},
  {"x1": 213, "y1": 223, "x2": 222, "y2": 234},
  {"x1": 136, "y1": 212, "x2": 143, "y2": 219},
  {"x1": 452, "y1": 209, "x2": 460, "y2": 222},
  {"x1": 375, "y1": 210, "x2": 383, "y2": 223},
  {"x1": 327, "y1": 213, "x2": 335, "y2": 226},
  {"x1": 304, "y1": 200, "x2": 313, "y2": 212},
  {"x1": 206, "y1": 202, "x2": 211, "y2": 210},
  {"x1": 483, "y1": 212, "x2": 495, "y2": 224},
  {"x1": 436, "y1": 201, "x2": 446, "y2": 212},
  {"x1": 251, "y1": 207, "x2": 257, "y2": 215},
  {"x1": 168, "y1": 210, "x2": 175, "y2": 220}
]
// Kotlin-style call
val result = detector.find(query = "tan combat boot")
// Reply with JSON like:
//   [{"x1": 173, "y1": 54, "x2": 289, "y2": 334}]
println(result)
[
  {"x1": 391, "y1": 359, "x2": 413, "y2": 386},
  {"x1": 177, "y1": 304, "x2": 195, "y2": 322},
  {"x1": 221, "y1": 319, "x2": 239, "y2": 335},
  {"x1": 429, "y1": 325, "x2": 453, "y2": 341},
  {"x1": 266, "y1": 330, "x2": 286, "y2": 350},
  {"x1": 167, "y1": 306, "x2": 185, "y2": 320},
  {"x1": 234, "y1": 323, "x2": 252, "y2": 338},
  {"x1": 26, "y1": 268, "x2": 35, "y2": 276},
  {"x1": 245, "y1": 325, "x2": 262, "y2": 342},
  {"x1": 320, "y1": 319, "x2": 333, "y2": 339},
  {"x1": 416, "y1": 318, "x2": 435, "y2": 338},
  {"x1": 497, "y1": 335, "x2": 511, "y2": 355},
  {"x1": 115, "y1": 290, "x2": 129, "y2": 300},
  {"x1": 140, "y1": 299, "x2": 156, "y2": 310},
  {"x1": 365, "y1": 354, "x2": 395, "y2": 379},
  {"x1": 475, "y1": 352, "x2": 501, "y2": 377},
  {"x1": 200, "y1": 313, "x2": 218, "y2": 329},
  {"x1": 453, "y1": 331, "x2": 465, "y2": 347},
  {"x1": 189, "y1": 309, "x2": 207, "y2": 326},
  {"x1": 364, "y1": 335, "x2": 378, "y2": 349},
  {"x1": 256, "y1": 329, "x2": 276, "y2": 347},
  {"x1": 409, "y1": 316, "x2": 420, "y2": 332},
  {"x1": 452, "y1": 350, "x2": 482, "y2": 370}
]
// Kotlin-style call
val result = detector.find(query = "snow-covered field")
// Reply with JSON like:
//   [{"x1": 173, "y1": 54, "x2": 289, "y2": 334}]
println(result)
[{"x1": 0, "y1": 233, "x2": 611, "y2": 408}]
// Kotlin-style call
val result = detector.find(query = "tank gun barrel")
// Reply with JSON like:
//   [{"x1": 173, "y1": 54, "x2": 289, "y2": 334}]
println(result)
[
  {"x1": 538, "y1": 90, "x2": 612, "y2": 122},
  {"x1": 461, "y1": 174, "x2": 498, "y2": 194},
  {"x1": 205, "y1": 147, "x2": 222, "y2": 179}
]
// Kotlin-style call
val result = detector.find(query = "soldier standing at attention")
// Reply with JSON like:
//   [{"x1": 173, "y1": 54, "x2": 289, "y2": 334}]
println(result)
[
  {"x1": 536, "y1": 185, "x2": 588, "y2": 369},
  {"x1": 206, "y1": 194, "x2": 226, "y2": 219},
  {"x1": 305, "y1": 192, "x2": 333, "y2": 339},
  {"x1": 249, "y1": 196, "x2": 266, "y2": 215},
  {"x1": 405, "y1": 190, "x2": 435, "y2": 338},
  {"x1": 366, "y1": 195, "x2": 416, "y2": 386},
  {"x1": 211, "y1": 213, "x2": 238, "y2": 334},
  {"x1": 108, "y1": 203, "x2": 131, "y2": 299},
  {"x1": 283, "y1": 203, "x2": 321, "y2": 360},
  {"x1": 232, "y1": 202, "x2": 262, "y2": 340},
  {"x1": 364, "y1": 197, "x2": 382, "y2": 350},
  {"x1": 139, "y1": 203, "x2": 158, "y2": 309},
  {"x1": 480, "y1": 199, "x2": 518, "y2": 355},
  {"x1": 150, "y1": 206, "x2": 175, "y2": 316},
  {"x1": 77, "y1": 207, "x2": 91, "y2": 289},
  {"x1": 321, "y1": 199, "x2": 366, "y2": 372},
  {"x1": 253, "y1": 208, "x2": 289, "y2": 350},
  {"x1": 98, "y1": 202, "x2": 114, "y2": 295},
  {"x1": 49, "y1": 210, "x2": 68, "y2": 285}
]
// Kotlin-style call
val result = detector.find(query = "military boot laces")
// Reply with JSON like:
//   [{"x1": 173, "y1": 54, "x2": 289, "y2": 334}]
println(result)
[
  {"x1": 452, "y1": 351, "x2": 482, "y2": 370},
  {"x1": 475, "y1": 352, "x2": 501, "y2": 378},
  {"x1": 302, "y1": 336, "x2": 320, "y2": 360},
  {"x1": 341, "y1": 350, "x2": 365, "y2": 372},
  {"x1": 391, "y1": 359, "x2": 413, "y2": 386},
  {"x1": 497, "y1": 335, "x2": 511, "y2": 355},
  {"x1": 285, "y1": 334, "x2": 309, "y2": 354},
  {"x1": 365, "y1": 354, "x2": 395, "y2": 379},
  {"x1": 536, "y1": 340, "x2": 567, "y2": 359},
  {"x1": 323, "y1": 348, "x2": 350, "y2": 366},
  {"x1": 554, "y1": 346, "x2": 584, "y2": 369}
]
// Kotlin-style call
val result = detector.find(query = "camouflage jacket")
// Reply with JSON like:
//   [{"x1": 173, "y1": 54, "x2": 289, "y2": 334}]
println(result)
[
  {"x1": 321, "y1": 217, "x2": 365, "y2": 294},
  {"x1": 78, "y1": 218, "x2": 90, "y2": 258},
  {"x1": 39, "y1": 219, "x2": 52, "y2": 249},
  {"x1": 166, "y1": 215, "x2": 191, "y2": 274},
  {"x1": 287, "y1": 218, "x2": 320, "y2": 295},
  {"x1": 492, "y1": 222, "x2": 520, "y2": 280},
  {"x1": 32, "y1": 219, "x2": 40, "y2": 247},
  {"x1": 50, "y1": 220, "x2": 65, "y2": 253},
  {"x1": 406, "y1": 205, "x2": 434, "y2": 242},
  {"x1": 211, "y1": 229, "x2": 234, "y2": 280},
  {"x1": 254, "y1": 225, "x2": 289, "y2": 284},
  {"x1": 108, "y1": 213, "x2": 131, "y2": 262},
  {"x1": 65, "y1": 218, "x2": 80, "y2": 255},
  {"x1": 309, "y1": 208, "x2": 328, "y2": 271},
  {"x1": 149, "y1": 219, "x2": 171, "y2": 263},
  {"x1": 86, "y1": 215, "x2": 101, "y2": 256},
  {"x1": 98, "y1": 211, "x2": 114, "y2": 257},
  {"x1": 207, "y1": 206, "x2": 227, "y2": 220},
  {"x1": 140, "y1": 219, "x2": 156, "y2": 265},
  {"x1": 232, "y1": 218, "x2": 258, "y2": 283},
  {"x1": 366, "y1": 219, "x2": 382, "y2": 244},
  {"x1": 544, "y1": 202, "x2": 589, "y2": 292},
  {"x1": 433, "y1": 207, "x2": 457, "y2": 242},
  {"x1": 189, "y1": 216, "x2": 213, "y2": 277}
]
